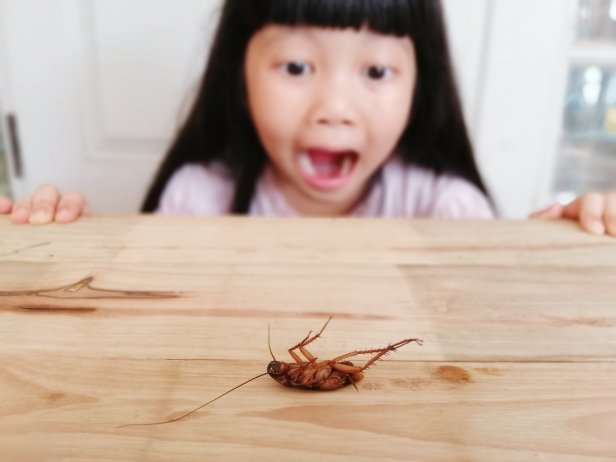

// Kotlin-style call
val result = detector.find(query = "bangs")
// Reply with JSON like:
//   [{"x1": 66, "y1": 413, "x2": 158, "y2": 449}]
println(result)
[{"x1": 251, "y1": 0, "x2": 415, "y2": 37}]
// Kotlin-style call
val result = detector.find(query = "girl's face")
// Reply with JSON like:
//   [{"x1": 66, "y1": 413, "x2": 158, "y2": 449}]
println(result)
[{"x1": 245, "y1": 25, "x2": 416, "y2": 216}]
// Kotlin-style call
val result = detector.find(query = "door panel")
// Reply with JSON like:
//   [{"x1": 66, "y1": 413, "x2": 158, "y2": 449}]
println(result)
[{"x1": 85, "y1": 0, "x2": 217, "y2": 145}]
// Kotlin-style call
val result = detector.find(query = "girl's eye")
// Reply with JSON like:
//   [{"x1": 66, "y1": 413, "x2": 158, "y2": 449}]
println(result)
[
  {"x1": 282, "y1": 61, "x2": 312, "y2": 76},
  {"x1": 365, "y1": 66, "x2": 393, "y2": 80}
]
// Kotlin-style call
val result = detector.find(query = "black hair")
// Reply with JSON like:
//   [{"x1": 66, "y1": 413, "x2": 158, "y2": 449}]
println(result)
[{"x1": 142, "y1": 0, "x2": 491, "y2": 214}]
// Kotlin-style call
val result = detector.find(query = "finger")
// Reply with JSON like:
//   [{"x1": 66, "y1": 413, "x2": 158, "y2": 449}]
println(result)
[
  {"x1": 10, "y1": 196, "x2": 32, "y2": 224},
  {"x1": 604, "y1": 192, "x2": 616, "y2": 237},
  {"x1": 530, "y1": 203, "x2": 564, "y2": 219},
  {"x1": 561, "y1": 197, "x2": 581, "y2": 220},
  {"x1": 29, "y1": 185, "x2": 61, "y2": 225},
  {"x1": 566, "y1": 192, "x2": 605, "y2": 235},
  {"x1": 0, "y1": 196, "x2": 13, "y2": 214},
  {"x1": 54, "y1": 192, "x2": 87, "y2": 223}
]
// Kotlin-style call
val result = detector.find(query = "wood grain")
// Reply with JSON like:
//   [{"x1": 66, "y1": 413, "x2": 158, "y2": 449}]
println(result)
[{"x1": 1, "y1": 216, "x2": 615, "y2": 461}]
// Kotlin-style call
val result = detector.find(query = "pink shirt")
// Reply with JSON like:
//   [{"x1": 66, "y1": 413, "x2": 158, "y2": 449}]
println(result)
[{"x1": 157, "y1": 156, "x2": 494, "y2": 219}]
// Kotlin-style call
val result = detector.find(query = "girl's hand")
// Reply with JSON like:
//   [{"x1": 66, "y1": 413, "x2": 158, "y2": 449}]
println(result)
[
  {"x1": 530, "y1": 192, "x2": 616, "y2": 236},
  {"x1": 0, "y1": 185, "x2": 89, "y2": 225}
]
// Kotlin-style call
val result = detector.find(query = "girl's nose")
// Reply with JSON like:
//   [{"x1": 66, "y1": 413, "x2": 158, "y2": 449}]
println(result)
[{"x1": 309, "y1": 80, "x2": 357, "y2": 127}]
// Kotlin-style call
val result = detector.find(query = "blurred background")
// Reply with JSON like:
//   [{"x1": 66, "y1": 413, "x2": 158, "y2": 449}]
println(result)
[
  {"x1": 557, "y1": 0, "x2": 616, "y2": 205},
  {"x1": 0, "y1": 0, "x2": 614, "y2": 217}
]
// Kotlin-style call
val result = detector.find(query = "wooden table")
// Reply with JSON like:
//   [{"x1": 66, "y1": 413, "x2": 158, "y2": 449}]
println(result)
[{"x1": 1, "y1": 216, "x2": 615, "y2": 461}]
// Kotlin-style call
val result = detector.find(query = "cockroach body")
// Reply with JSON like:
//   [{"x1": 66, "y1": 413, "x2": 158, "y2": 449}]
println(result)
[
  {"x1": 265, "y1": 317, "x2": 421, "y2": 391},
  {"x1": 266, "y1": 359, "x2": 363, "y2": 390},
  {"x1": 118, "y1": 317, "x2": 422, "y2": 428}
]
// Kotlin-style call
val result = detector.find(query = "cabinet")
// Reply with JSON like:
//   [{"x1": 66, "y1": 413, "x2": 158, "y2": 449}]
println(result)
[{"x1": 553, "y1": 0, "x2": 616, "y2": 204}]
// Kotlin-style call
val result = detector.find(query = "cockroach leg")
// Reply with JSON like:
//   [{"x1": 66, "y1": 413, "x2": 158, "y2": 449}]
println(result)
[
  {"x1": 287, "y1": 316, "x2": 332, "y2": 365},
  {"x1": 331, "y1": 338, "x2": 423, "y2": 372}
]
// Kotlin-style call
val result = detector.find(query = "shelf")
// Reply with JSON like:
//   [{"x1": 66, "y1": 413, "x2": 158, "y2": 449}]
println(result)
[
  {"x1": 569, "y1": 40, "x2": 616, "y2": 67},
  {"x1": 564, "y1": 131, "x2": 616, "y2": 143}
]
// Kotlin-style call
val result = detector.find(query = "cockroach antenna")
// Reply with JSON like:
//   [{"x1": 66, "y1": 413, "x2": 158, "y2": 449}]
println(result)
[
  {"x1": 268, "y1": 322, "x2": 276, "y2": 361},
  {"x1": 116, "y1": 371, "x2": 269, "y2": 428}
]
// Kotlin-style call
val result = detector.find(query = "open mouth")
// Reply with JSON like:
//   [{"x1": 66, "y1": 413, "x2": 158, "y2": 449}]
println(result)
[{"x1": 298, "y1": 148, "x2": 358, "y2": 190}]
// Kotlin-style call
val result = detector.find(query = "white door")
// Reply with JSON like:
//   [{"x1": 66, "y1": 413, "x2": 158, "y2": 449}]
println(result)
[
  {"x1": 0, "y1": 0, "x2": 577, "y2": 216},
  {"x1": 0, "y1": 0, "x2": 220, "y2": 212}
]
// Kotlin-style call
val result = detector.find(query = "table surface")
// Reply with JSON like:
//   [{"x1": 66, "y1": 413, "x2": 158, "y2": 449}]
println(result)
[{"x1": 1, "y1": 216, "x2": 615, "y2": 462}]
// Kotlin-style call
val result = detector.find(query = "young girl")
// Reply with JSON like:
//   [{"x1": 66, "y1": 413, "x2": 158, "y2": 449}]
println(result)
[{"x1": 1, "y1": 0, "x2": 614, "y2": 234}]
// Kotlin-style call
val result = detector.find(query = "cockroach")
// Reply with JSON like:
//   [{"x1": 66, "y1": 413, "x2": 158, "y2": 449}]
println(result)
[{"x1": 118, "y1": 317, "x2": 422, "y2": 428}]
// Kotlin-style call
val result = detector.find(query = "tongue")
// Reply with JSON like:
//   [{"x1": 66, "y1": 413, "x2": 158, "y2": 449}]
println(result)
[{"x1": 309, "y1": 150, "x2": 348, "y2": 178}]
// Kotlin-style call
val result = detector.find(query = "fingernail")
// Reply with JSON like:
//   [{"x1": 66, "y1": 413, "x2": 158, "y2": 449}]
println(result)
[
  {"x1": 29, "y1": 208, "x2": 51, "y2": 224},
  {"x1": 13, "y1": 206, "x2": 28, "y2": 218},
  {"x1": 11, "y1": 207, "x2": 30, "y2": 223},
  {"x1": 589, "y1": 220, "x2": 605, "y2": 235},
  {"x1": 55, "y1": 208, "x2": 71, "y2": 222}
]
